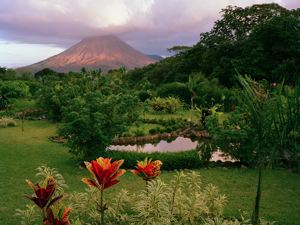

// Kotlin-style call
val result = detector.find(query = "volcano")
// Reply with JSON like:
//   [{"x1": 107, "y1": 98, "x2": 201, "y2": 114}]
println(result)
[{"x1": 19, "y1": 35, "x2": 155, "y2": 73}]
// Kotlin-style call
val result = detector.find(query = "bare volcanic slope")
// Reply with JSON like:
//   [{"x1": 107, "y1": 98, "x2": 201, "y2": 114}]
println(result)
[{"x1": 20, "y1": 35, "x2": 155, "y2": 73}]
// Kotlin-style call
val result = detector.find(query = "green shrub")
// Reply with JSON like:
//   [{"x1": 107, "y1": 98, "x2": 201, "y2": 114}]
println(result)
[
  {"x1": 0, "y1": 95, "x2": 9, "y2": 110},
  {"x1": 0, "y1": 81, "x2": 30, "y2": 98},
  {"x1": 138, "y1": 90, "x2": 152, "y2": 102},
  {"x1": 60, "y1": 92, "x2": 139, "y2": 159},
  {"x1": 132, "y1": 128, "x2": 146, "y2": 137},
  {"x1": 157, "y1": 82, "x2": 191, "y2": 104},
  {"x1": 150, "y1": 97, "x2": 183, "y2": 114},
  {"x1": 102, "y1": 150, "x2": 203, "y2": 170}
]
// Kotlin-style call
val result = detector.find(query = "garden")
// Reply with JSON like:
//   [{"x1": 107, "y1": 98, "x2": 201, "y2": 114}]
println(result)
[{"x1": 1, "y1": 3, "x2": 300, "y2": 225}]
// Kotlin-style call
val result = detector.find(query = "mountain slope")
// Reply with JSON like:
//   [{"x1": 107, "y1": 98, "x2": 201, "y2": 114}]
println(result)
[{"x1": 20, "y1": 35, "x2": 155, "y2": 73}]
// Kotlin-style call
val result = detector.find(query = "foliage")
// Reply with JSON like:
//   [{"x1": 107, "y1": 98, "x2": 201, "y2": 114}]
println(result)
[
  {"x1": 36, "y1": 71, "x2": 140, "y2": 158},
  {"x1": 103, "y1": 150, "x2": 202, "y2": 170},
  {"x1": 157, "y1": 82, "x2": 191, "y2": 104},
  {"x1": 140, "y1": 117, "x2": 188, "y2": 134},
  {"x1": 0, "y1": 67, "x2": 17, "y2": 80},
  {"x1": 191, "y1": 74, "x2": 236, "y2": 110},
  {"x1": 73, "y1": 170, "x2": 228, "y2": 225},
  {"x1": 126, "y1": 3, "x2": 300, "y2": 87},
  {"x1": 206, "y1": 77, "x2": 277, "y2": 166},
  {"x1": 206, "y1": 76, "x2": 300, "y2": 224},
  {"x1": 271, "y1": 83, "x2": 300, "y2": 171},
  {"x1": 15, "y1": 205, "x2": 38, "y2": 225},
  {"x1": 206, "y1": 76, "x2": 300, "y2": 169},
  {"x1": 35, "y1": 165, "x2": 68, "y2": 194},
  {"x1": 17, "y1": 166, "x2": 71, "y2": 225},
  {"x1": 149, "y1": 97, "x2": 183, "y2": 114},
  {"x1": 60, "y1": 92, "x2": 138, "y2": 159},
  {"x1": 0, "y1": 80, "x2": 30, "y2": 98},
  {"x1": 34, "y1": 68, "x2": 62, "y2": 79},
  {"x1": 0, "y1": 94, "x2": 9, "y2": 110}
]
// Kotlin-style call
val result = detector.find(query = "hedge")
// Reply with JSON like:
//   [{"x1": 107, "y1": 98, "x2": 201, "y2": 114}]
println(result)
[{"x1": 100, "y1": 150, "x2": 204, "y2": 170}]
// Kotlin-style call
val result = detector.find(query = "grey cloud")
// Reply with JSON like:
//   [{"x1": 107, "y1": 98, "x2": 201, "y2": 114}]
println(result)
[{"x1": 0, "y1": 0, "x2": 299, "y2": 55}]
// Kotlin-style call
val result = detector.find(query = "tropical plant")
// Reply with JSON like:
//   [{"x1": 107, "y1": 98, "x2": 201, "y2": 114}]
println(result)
[
  {"x1": 18, "y1": 165, "x2": 277, "y2": 225},
  {"x1": 17, "y1": 166, "x2": 71, "y2": 225},
  {"x1": 271, "y1": 83, "x2": 300, "y2": 171},
  {"x1": 131, "y1": 158, "x2": 162, "y2": 181},
  {"x1": 149, "y1": 97, "x2": 183, "y2": 113},
  {"x1": 206, "y1": 76, "x2": 287, "y2": 224},
  {"x1": 81, "y1": 157, "x2": 126, "y2": 225},
  {"x1": 15, "y1": 205, "x2": 37, "y2": 225}
]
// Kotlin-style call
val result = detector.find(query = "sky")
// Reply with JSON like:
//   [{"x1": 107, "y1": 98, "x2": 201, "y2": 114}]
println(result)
[{"x1": 0, "y1": 0, "x2": 299, "y2": 68}]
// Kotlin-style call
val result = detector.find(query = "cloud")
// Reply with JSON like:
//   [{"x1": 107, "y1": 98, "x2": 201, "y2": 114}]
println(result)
[{"x1": 0, "y1": 0, "x2": 299, "y2": 60}]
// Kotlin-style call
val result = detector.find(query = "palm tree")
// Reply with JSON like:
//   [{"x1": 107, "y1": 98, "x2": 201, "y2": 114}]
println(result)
[{"x1": 187, "y1": 74, "x2": 200, "y2": 109}]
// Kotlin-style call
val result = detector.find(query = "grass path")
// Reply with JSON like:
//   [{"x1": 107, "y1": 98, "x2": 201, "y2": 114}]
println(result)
[{"x1": 0, "y1": 121, "x2": 299, "y2": 224}]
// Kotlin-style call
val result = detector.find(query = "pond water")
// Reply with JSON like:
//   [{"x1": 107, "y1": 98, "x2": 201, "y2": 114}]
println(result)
[
  {"x1": 109, "y1": 136, "x2": 198, "y2": 153},
  {"x1": 109, "y1": 136, "x2": 237, "y2": 162}
]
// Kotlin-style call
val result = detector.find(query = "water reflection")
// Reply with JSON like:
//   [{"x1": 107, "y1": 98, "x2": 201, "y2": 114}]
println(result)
[
  {"x1": 109, "y1": 136, "x2": 198, "y2": 153},
  {"x1": 109, "y1": 136, "x2": 237, "y2": 162}
]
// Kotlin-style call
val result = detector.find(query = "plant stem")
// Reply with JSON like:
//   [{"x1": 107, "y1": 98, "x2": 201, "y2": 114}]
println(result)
[
  {"x1": 100, "y1": 189, "x2": 104, "y2": 225},
  {"x1": 145, "y1": 180, "x2": 149, "y2": 195},
  {"x1": 252, "y1": 167, "x2": 262, "y2": 225}
]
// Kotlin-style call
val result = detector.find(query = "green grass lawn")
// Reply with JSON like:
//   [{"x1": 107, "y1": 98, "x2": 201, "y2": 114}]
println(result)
[
  {"x1": 144, "y1": 109, "x2": 200, "y2": 122},
  {"x1": 0, "y1": 121, "x2": 300, "y2": 224}
]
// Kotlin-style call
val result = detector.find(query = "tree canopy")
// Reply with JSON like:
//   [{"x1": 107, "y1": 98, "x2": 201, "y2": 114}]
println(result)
[{"x1": 126, "y1": 3, "x2": 300, "y2": 87}]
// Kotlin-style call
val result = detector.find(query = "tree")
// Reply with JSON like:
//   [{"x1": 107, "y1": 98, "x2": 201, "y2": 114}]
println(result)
[
  {"x1": 200, "y1": 3, "x2": 289, "y2": 45},
  {"x1": 235, "y1": 15, "x2": 300, "y2": 83},
  {"x1": 60, "y1": 92, "x2": 139, "y2": 159},
  {"x1": 205, "y1": 76, "x2": 300, "y2": 224},
  {"x1": 187, "y1": 74, "x2": 201, "y2": 108},
  {"x1": 127, "y1": 3, "x2": 300, "y2": 87},
  {"x1": 167, "y1": 45, "x2": 191, "y2": 54},
  {"x1": 35, "y1": 68, "x2": 58, "y2": 79}
]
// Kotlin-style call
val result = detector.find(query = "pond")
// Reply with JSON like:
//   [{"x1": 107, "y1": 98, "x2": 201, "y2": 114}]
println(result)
[
  {"x1": 109, "y1": 136, "x2": 197, "y2": 153},
  {"x1": 109, "y1": 136, "x2": 237, "y2": 162}
]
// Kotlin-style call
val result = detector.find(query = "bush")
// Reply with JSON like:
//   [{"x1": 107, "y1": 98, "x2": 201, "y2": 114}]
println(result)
[
  {"x1": 157, "y1": 82, "x2": 191, "y2": 104},
  {"x1": 149, "y1": 97, "x2": 183, "y2": 114},
  {"x1": 0, "y1": 81, "x2": 30, "y2": 98},
  {"x1": 0, "y1": 95, "x2": 9, "y2": 110},
  {"x1": 102, "y1": 150, "x2": 203, "y2": 170},
  {"x1": 60, "y1": 92, "x2": 140, "y2": 159},
  {"x1": 138, "y1": 90, "x2": 152, "y2": 102}
]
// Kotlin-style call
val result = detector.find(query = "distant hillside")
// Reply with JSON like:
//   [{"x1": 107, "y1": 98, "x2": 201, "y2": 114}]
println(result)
[{"x1": 19, "y1": 35, "x2": 155, "y2": 73}]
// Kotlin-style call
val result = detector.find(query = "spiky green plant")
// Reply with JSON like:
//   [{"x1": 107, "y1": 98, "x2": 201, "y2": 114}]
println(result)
[
  {"x1": 271, "y1": 82, "x2": 300, "y2": 171},
  {"x1": 35, "y1": 165, "x2": 68, "y2": 194},
  {"x1": 133, "y1": 179, "x2": 171, "y2": 225},
  {"x1": 15, "y1": 205, "x2": 38, "y2": 225}
]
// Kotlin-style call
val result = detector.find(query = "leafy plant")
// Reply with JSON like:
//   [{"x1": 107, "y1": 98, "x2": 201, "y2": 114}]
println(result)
[
  {"x1": 150, "y1": 97, "x2": 183, "y2": 114},
  {"x1": 15, "y1": 205, "x2": 38, "y2": 225},
  {"x1": 81, "y1": 157, "x2": 126, "y2": 225},
  {"x1": 60, "y1": 92, "x2": 138, "y2": 159}
]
